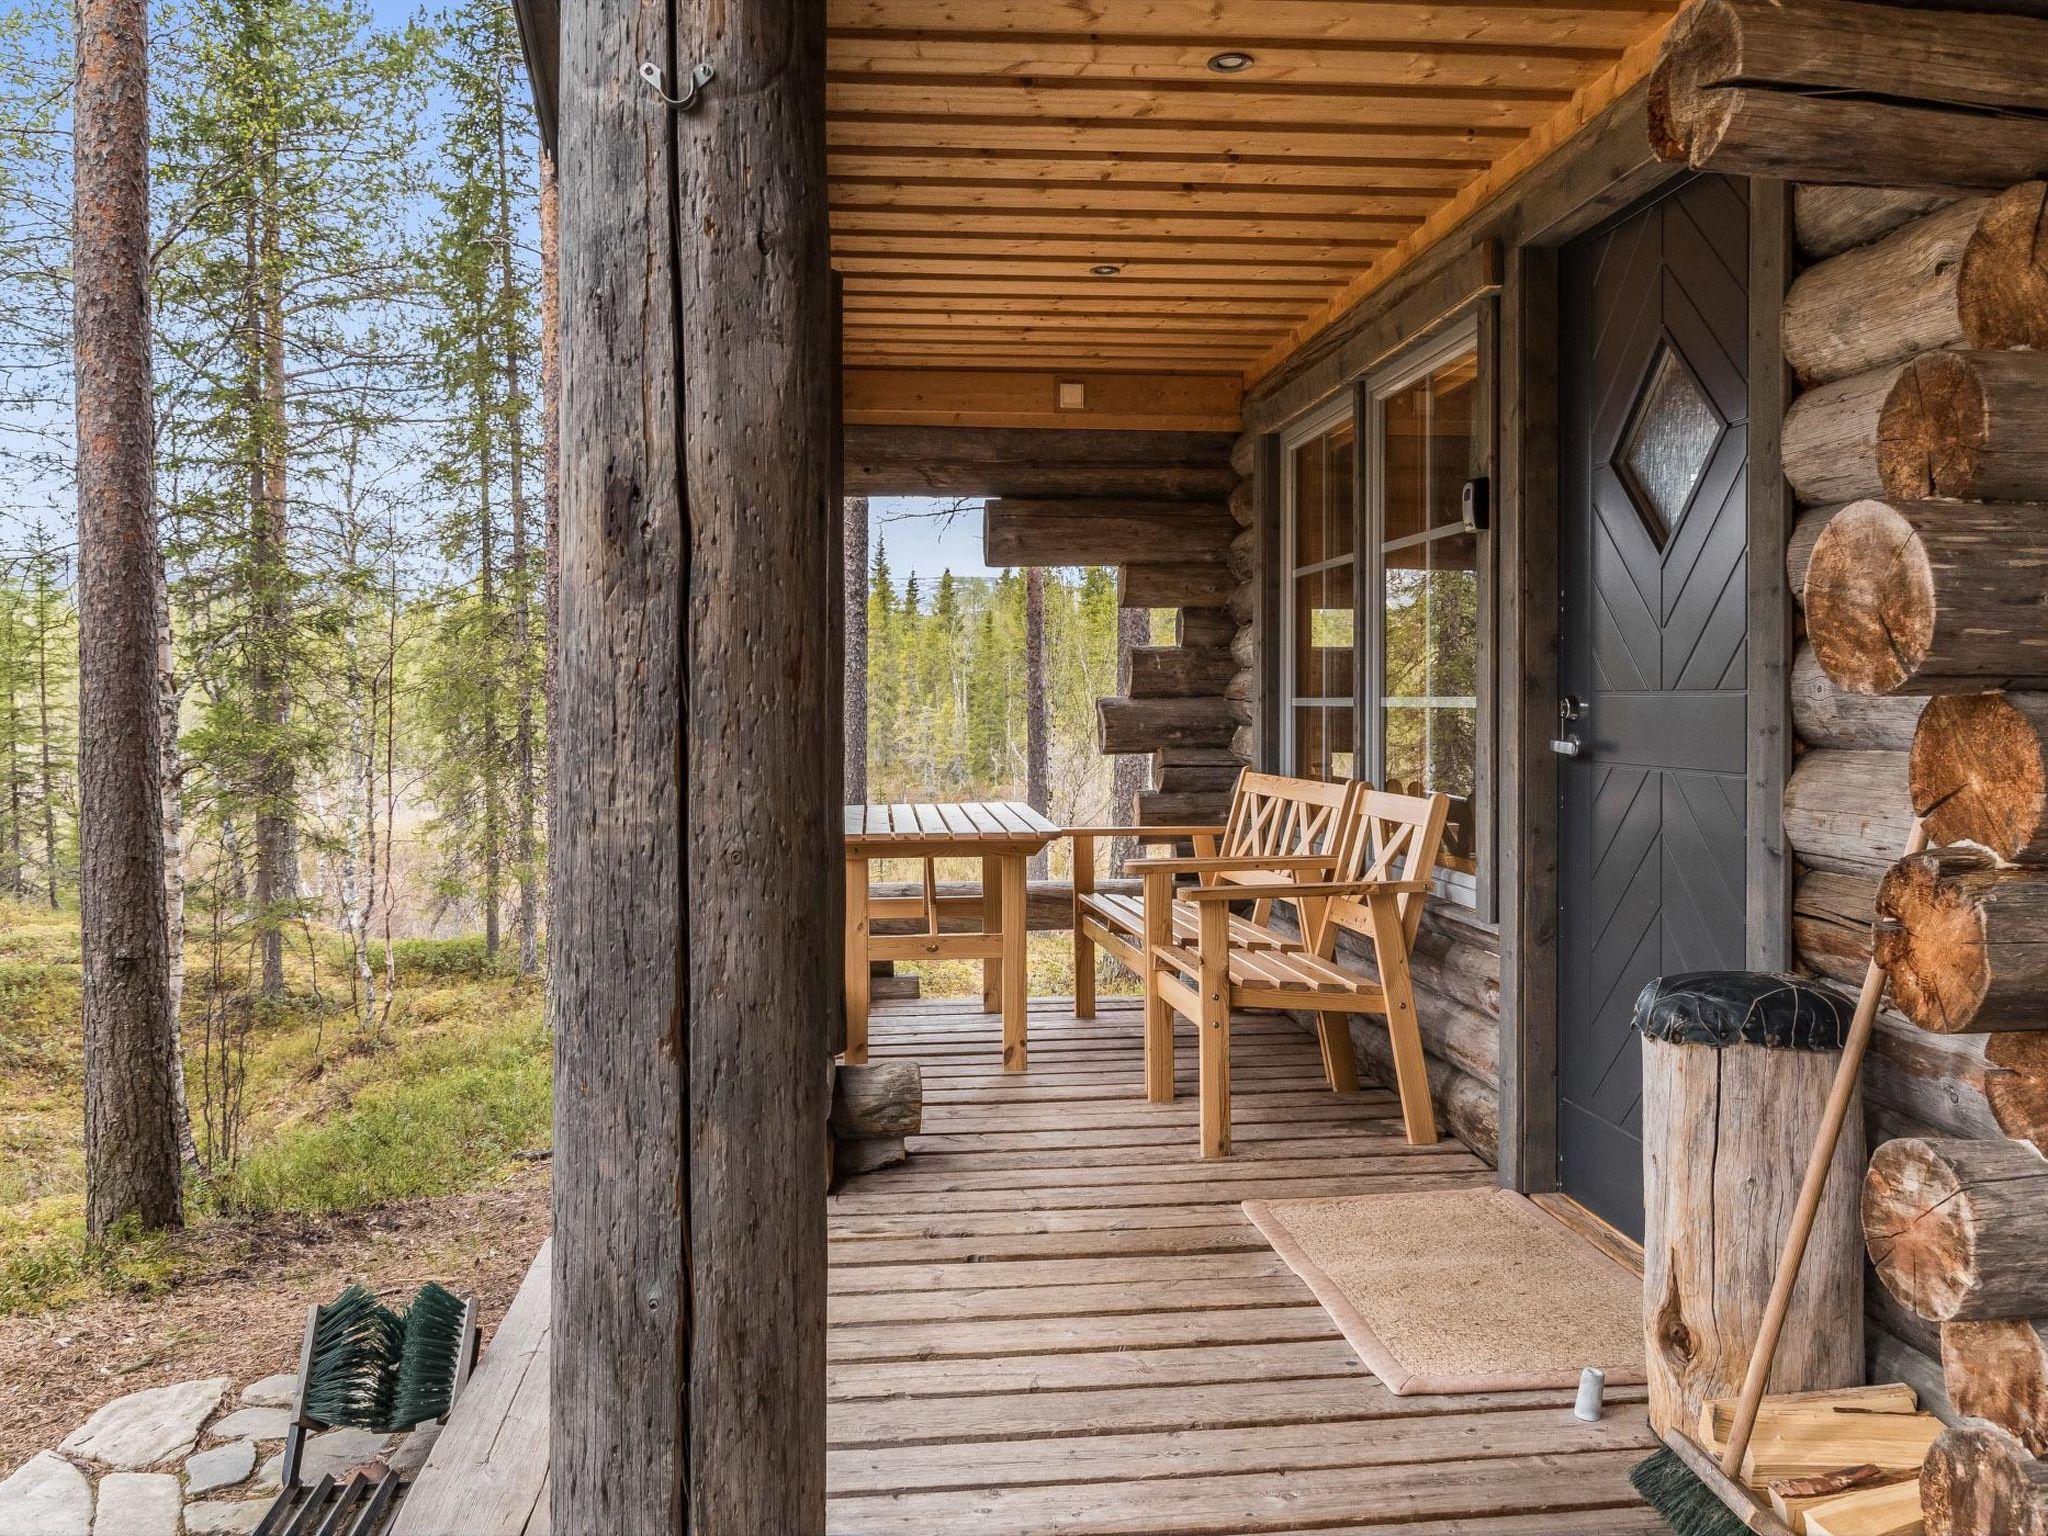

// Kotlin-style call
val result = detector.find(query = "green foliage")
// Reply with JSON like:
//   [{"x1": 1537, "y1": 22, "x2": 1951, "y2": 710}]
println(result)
[
  {"x1": 0, "y1": 1206, "x2": 181, "y2": 1316},
  {"x1": 322, "y1": 934, "x2": 514, "y2": 982}
]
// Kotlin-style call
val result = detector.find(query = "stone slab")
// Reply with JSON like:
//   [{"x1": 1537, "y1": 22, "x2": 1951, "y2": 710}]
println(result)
[
  {"x1": 207, "y1": 1407, "x2": 291, "y2": 1443},
  {"x1": 0, "y1": 1451, "x2": 91, "y2": 1536},
  {"x1": 59, "y1": 1378, "x2": 229, "y2": 1469},
  {"x1": 92, "y1": 1472, "x2": 182, "y2": 1536},
  {"x1": 238, "y1": 1374, "x2": 297, "y2": 1409},
  {"x1": 184, "y1": 1438, "x2": 256, "y2": 1496},
  {"x1": 183, "y1": 1498, "x2": 272, "y2": 1535}
]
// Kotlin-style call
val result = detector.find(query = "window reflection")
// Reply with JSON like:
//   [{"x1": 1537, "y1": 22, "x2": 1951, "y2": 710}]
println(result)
[{"x1": 1286, "y1": 415, "x2": 1356, "y2": 784}]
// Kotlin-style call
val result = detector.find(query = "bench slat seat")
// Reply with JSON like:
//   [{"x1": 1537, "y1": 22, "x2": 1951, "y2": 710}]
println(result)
[{"x1": 1078, "y1": 890, "x2": 1302, "y2": 954}]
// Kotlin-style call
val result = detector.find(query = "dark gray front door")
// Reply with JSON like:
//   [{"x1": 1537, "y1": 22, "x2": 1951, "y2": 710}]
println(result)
[{"x1": 1556, "y1": 176, "x2": 1750, "y2": 1241}]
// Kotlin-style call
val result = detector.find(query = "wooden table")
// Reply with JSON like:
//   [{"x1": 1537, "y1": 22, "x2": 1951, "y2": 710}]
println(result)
[{"x1": 844, "y1": 801, "x2": 1062, "y2": 1071}]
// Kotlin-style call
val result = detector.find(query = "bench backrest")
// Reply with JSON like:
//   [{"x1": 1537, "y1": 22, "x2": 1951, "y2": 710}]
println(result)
[
  {"x1": 1214, "y1": 769, "x2": 1357, "y2": 881},
  {"x1": 1320, "y1": 788, "x2": 1451, "y2": 950}
]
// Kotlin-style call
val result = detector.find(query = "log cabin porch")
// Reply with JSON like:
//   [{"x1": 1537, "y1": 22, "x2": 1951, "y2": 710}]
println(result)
[
  {"x1": 400, "y1": 994, "x2": 1669, "y2": 1536},
  {"x1": 502, "y1": 0, "x2": 2048, "y2": 1527}
]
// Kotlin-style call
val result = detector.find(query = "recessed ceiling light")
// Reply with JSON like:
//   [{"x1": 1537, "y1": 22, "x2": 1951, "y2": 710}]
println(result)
[
  {"x1": 1090, "y1": 264, "x2": 1121, "y2": 276},
  {"x1": 1207, "y1": 50, "x2": 1255, "y2": 73}
]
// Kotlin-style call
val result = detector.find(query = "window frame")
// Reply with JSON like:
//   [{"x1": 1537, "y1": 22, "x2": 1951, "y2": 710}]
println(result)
[
  {"x1": 1361, "y1": 314, "x2": 1486, "y2": 912},
  {"x1": 1277, "y1": 391, "x2": 1361, "y2": 783}
]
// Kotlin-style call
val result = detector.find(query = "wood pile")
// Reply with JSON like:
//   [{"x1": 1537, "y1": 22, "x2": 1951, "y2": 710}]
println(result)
[
  {"x1": 1766, "y1": 165, "x2": 2048, "y2": 1535},
  {"x1": 1693, "y1": 1383, "x2": 1942, "y2": 1533},
  {"x1": 829, "y1": 1061, "x2": 921, "y2": 1182}
]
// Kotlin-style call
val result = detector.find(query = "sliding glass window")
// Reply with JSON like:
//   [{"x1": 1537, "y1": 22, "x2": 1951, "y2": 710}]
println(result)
[
  {"x1": 1281, "y1": 404, "x2": 1356, "y2": 782},
  {"x1": 1369, "y1": 326, "x2": 1482, "y2": 903}
]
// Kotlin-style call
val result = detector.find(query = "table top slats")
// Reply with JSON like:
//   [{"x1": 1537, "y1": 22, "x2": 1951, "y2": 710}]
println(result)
[{"x1": 844, "y1": 800, "x2": 1059, "y2": 854}]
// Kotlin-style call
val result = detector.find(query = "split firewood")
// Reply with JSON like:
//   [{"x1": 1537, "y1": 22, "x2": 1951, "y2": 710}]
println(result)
[
  {"x1": 1781, "y1": 186, "x2": 2048, "y2": 388},
  {"x1": 1700, "y1": 1384, "x2": 1920, "y2": 1459},
  {"x1": 1941, "y1": 1319, "x2": 2048, "y2": 1455},
  {"x1": 1770, "y1": 1465, "x2": 1917, "y2": 1536},
  {"x1": 1804, "y1": 500, "x2": 2048, "y2": 696},
  {"x1": 1801, "y1": 1478, "x2": 1924, "y2": 1536},
  {"x1": 1874, "y1": 854, "x2": 2048, "y2": 1035},
  {"x1": 1909, "y1": 693, "x2": 2048, "y2": 866},
  {"x1": 1739, "y1": 1407, "x2": 1943, "y2": 1484},
  {"x1": 1921, "y1": 1422, "x2": 2048, "y2": 1536},
  {"x1": 1864, "y1": 1136, "x2": 2048, "y2": 1321}
]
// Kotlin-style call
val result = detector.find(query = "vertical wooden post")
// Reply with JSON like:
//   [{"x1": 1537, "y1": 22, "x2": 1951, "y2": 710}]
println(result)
[
  {"x1": 981, "y1": 854, "x2": 1000, "y2": 1013},
  {"x1": 1142, "y1": 868, "x2": 1175, "y2": 1102},
  {"x1": 1001, "y1": 853, "x2": 1029, "y2": 1071},
  {"x1": 551, "y1": 0, "x2": 830, "y2": 1527},
  {"x1": 1198, "y1": 896, "x2": 1233, "y2": 1158},
  {"x1": 843, "y1": 854, "x2": 869, "y2": 1065},
  {"x1": 1072, "y1": 832, "x2": 1097, "y2": 1020}
]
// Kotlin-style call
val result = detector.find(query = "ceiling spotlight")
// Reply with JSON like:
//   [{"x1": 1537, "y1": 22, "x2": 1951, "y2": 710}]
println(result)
[
  {"x1": 1206, "y1": 50, "x2": 1255, "y2": 73},
  {"x1": 1090, "y1": 264, "x2": 1121, "y2": 276}
]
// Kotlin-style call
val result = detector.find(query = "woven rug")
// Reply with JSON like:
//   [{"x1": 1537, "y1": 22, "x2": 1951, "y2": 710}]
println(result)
[{"x1": 1243, "y1": 1186, "x2": 1647, "y2": 1396}]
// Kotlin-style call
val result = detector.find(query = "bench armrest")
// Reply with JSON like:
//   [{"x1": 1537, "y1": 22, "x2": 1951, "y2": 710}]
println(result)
[
  {"x1": 1174, "y1": 878, "x2": 1432, "y2": 901},
  {"x1": 1127, "y1": 854, "x2": 1333, "y2": 874}
]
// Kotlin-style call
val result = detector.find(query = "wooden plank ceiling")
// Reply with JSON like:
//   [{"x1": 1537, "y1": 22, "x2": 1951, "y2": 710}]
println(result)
[{"x1": 830, "y1": 0, "x2": 1680, "y2": 379}]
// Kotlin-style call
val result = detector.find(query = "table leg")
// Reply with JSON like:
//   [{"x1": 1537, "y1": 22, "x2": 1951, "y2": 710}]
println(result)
[
  {"x1": 980, "y1": 855, "x2": 1000, "y2": 1013},
  {"x1": 843, "y1": 853, "x2": 869, "y2": 1065},
  {"x1": 1001, "y1": 853, "x2": 1029, "y2": 1072}
]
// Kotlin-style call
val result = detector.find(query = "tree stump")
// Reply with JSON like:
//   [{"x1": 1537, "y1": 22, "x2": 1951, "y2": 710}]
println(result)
[
  {"x1": 1864, "y1": 1136, "x2": 2048, "y2": 1321},
  {"x1": 1643, "y1": 1026, "x2": 1865, "y2": 1439}
]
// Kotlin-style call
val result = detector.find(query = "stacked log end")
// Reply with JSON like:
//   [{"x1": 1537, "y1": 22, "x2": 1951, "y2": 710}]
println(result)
[
  {"x1": 1789, "y1": 181, "x2": 2048, "y2": 1533},
  {"x1": 829, "y1": 1061, "x2": 921, "y2": 1182},
  {"x1": 1922, "y1": 1423, "x2": 2048, "y2": 1536}
]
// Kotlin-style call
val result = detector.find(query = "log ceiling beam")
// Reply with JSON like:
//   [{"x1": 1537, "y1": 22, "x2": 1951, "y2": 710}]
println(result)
[{"x1": 845, "y1": 367, "x2": 1242, "y2": 431}]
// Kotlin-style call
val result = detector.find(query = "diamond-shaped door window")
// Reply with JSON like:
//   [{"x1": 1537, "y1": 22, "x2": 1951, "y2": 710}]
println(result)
[{"x1": 1615, "y1": 344, "x2": 1723, "y2": 549}]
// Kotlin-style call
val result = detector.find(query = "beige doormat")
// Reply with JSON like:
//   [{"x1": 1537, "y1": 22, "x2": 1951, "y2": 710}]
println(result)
[{"x1": 1243, "y1": 1186, "x2": 1646, "y2": 1396}]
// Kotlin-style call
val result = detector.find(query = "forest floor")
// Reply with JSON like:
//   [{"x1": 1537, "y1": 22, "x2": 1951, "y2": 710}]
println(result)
[{"x1": 0, "y1": 898, "x2": 552, "y2": 1475}]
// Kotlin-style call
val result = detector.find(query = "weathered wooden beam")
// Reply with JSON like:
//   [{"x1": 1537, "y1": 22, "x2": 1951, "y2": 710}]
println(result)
[
  {"x1": 866, "y1": 877, "x2": 1133, "y2": 935},
  {"x1": 842, "y1": 424, "x2": 1235, "y2": 499},
  {"x1": 830, "y1": 1062, "x2": 921, "y2": 1140},
  {"x1": 1782, "y1": 188, "x2": 2048, "y2": 387},
  {"x1": 1786, "y1": 352, "x2": 2048, "y2": 507},
  {"x1": 1866, "y1": 1137, "x2": 2048, "y2": 1321},
  {"x1": 1791, "y1": 644, "x2": 1927, "y2": 751},
  {"x1": 984, "y1": 498, "x2": 1234, "y2": 568},
  {"x1": 1650, "y1": 0, "x2": 2048, "y2": 190},
  {"x1": 1804, "y1": 500, "x2": 2048, "y2": 695},
  {"x1": 1942, "y1": 1320, "x2": 2048, "y2": 1456},
  {"x1": 1176, "y1": 607, "x2": 1237, "y2": 649},
  {"x1": 1125, "y1": 645, "x2": 1237, "y2": 700},
  {"x1": 844, "y1": 367, "x2": 1242, "y2": 433},
  {"x1": 1097, "y1": 694, "x2": 1240, "y2": 754},
  {"x1": 1988, "y1": 1031, "x2": 2048, "y2": 1156},
  {"x1": 552, "y1": 0, "x2": 830, "y2": 1525},
  {"x1": 1783, "y1": 748, "x2": 1916, "y2": 874},
  {"x1": 1793, "y1": 185, "x2": 1956, "y2": 261},
  {"x1": 1120, "y1": 562, "x2": 1234, "y2": 609},
  {"x1": 1136, "y1": 786, "x2": 1233, "y2": 826}
]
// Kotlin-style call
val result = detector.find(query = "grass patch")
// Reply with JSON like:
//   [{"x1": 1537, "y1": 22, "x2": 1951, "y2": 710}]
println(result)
[{"x1": 0, "y1": 1202, "x2": 180, "y2": 1316}]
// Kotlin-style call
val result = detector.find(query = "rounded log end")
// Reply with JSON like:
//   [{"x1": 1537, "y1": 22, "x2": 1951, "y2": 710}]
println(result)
[
  {"x1": 1879, "y1": 352, "x2": 1988, "y2": 503},
  {"x1": 1942, "y1": 1320, "x2": 2048, "y2": 1455},
  {"x1": 1923, "y1": 1422, "x2": 2048, "y2": 1536},
  {"x1": 1912, "y1": 693, "x2": 2048, "y2": 864},
  {"x1": 1875, "y1": 854, "x2": 1992, "y2": 1034},
  {"x1": 1806, "y1": 500, "x2": 1935, "y2": 695},
  {"x1": 1961, "y1": 182, "x2": 2048, "y2": 357},
  {"x1": 1987, "y1": 1030, "x2": 2048, "y2": 1156},
  {"x1": 1862, "y1": 1135, "x2": 1975, "y2": 1322},
  {"x1": 1644, "y1": 61, "x2": 1690, "y2": 164}
]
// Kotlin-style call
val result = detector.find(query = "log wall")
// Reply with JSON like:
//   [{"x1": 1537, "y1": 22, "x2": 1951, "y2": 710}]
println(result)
[{"x1": 1782, "y1": 180, "x2": 2048, "y2": 1430}]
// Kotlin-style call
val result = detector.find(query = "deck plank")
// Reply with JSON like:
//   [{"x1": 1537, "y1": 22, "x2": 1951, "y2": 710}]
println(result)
[{"x1": 822, "y1": 1000, "x2": 1659, "y2": 1534}]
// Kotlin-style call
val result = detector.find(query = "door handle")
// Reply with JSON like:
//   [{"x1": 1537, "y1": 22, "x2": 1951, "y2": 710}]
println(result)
[{"x1": 1550, "y1": 734, "x2": 1583, "y2": 758}]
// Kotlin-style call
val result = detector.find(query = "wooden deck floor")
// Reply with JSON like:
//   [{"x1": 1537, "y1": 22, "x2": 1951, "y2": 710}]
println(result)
[{"x1": 828, "y1": 995, "x2": 1667, "y2": 1535}]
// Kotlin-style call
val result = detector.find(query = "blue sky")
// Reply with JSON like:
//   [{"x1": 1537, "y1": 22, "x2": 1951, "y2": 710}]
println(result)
[{"x1": 869, "y1": 497, "x2": 1001, "y2": 583}]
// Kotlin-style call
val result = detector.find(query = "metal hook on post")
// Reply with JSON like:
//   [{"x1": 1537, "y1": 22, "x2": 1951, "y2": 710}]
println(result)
[{"x1": 641, "y1": 60, "x2": 713, "y2": 111}]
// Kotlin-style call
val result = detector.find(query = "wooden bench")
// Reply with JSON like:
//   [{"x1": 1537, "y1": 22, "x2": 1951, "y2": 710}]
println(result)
[
  {"x1": 1141, "y1": 787, "x2": 1450, "y2": 1158},
  {"x1": 1069, "y1": 772, "x2": 1357, "y2": 1021}
]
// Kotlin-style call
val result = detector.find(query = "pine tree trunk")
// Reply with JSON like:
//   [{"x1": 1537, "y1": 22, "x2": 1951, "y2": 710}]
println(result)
[
  {"x1": 1025, "y1": 566, "x2": 1049, "y2": 877},
  {"x1": 35, "y1": 576, "x2": 57, "y2": 909},
  {"x1": 844, "y1": 495, "x2": 867, "y2": 802},
  {"x1": 499, "y1": 74, "x2": 538, "y2": 977},
  {"x1": 4, "y1": 599, "x2": 25, "y2": 898},
  {"x1": 479, "y1": 364, "x2": 502, "y2": 961},
  {"x1": 74, "y1": 0, "x2": 183, "y2": 1235},
  {"x1": 249, "y1": 192, "x2": 292, "y2": 999},
  {"x1": 1112, "y1": 606, "x2": 1149, "y2": 871}
]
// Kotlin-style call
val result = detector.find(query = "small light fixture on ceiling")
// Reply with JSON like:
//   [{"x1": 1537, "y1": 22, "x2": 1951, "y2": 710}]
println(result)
[
  {"x1": 1090, "y1": 263, "x2": 1121, "y2": 276},
  {"x1": 1206, "y1": 50, "x2": 1255, "y2": 73}
]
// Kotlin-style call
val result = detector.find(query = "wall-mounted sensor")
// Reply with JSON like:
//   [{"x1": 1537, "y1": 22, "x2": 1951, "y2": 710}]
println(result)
[
  {"x1": 1461, "y1": 476, "x2": 1490, "y2": 532},
  {"x1": 1056, "y1": 380, "x2": 1087, "y2": 411}
]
